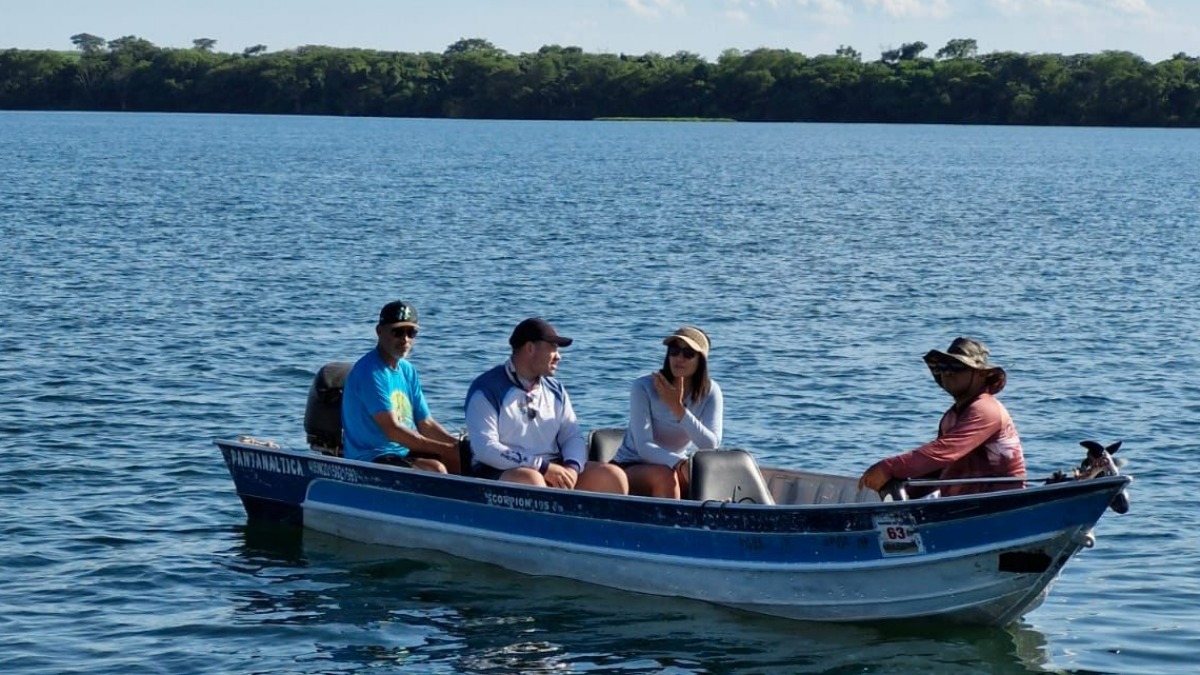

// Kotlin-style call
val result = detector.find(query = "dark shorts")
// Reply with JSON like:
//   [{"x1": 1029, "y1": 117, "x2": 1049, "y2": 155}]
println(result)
[
  {"x1": 371, "y1": 453, "x2": 415, "y2": 468},
  {"x1": 471, "y1": 464, "x2": 506, "y2": 481}
]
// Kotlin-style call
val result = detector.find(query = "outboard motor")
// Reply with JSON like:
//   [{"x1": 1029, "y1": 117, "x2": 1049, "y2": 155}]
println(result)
[
  {"x1": 1079, "y1": 440, "x2": 1130, "y2": 514},
  {"x1": 304, "y1": 361, "x2": 352, "y2": 456}
]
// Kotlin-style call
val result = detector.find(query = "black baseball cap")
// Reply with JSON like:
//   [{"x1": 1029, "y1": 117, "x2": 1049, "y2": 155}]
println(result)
[
  {"x1": 378, "y1": 301, "x2": 419, "y2": 328},
  {"x1": 509, "y1": 317, "x2": 572, "y2": 348}
]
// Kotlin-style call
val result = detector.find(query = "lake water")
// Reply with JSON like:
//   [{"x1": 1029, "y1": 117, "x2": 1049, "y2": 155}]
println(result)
[{"x1": 2, "y1": 111, "x2": 1198, "y2": 674}]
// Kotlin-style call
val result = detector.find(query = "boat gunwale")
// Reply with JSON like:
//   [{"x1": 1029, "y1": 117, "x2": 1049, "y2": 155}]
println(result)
[{"x1": 215, "y1": 436, "x2": 1131, "y2": 521}]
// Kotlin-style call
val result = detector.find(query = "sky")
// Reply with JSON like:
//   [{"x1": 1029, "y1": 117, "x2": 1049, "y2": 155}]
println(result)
[{"x1": 2, "y1": 0, "x2": 1197, "y2": 63}]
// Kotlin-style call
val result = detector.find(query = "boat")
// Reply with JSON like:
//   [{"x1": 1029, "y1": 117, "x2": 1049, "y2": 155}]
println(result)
[{"x1": 215, "y1": 362, "x2": 1131, "y2": 626}]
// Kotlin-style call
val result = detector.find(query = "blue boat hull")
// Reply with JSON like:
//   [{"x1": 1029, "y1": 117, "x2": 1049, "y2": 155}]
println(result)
[{"x1": 217, "y1": 438, "x2": 1128, "y2": 625}]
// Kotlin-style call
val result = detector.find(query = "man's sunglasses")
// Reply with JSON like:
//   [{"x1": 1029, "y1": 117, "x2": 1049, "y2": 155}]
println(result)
[
  {"x1": 668, "y1": 344, "x2": 698, "y2": 359},
  {"x1": 390, "y1": 327, "x2": 419, "y2": 339}
]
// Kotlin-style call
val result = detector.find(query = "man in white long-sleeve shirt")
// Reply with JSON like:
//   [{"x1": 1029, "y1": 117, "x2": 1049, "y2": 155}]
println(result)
[{"x1": 464, "y1": 317, "x2": 628, "y2": 494}]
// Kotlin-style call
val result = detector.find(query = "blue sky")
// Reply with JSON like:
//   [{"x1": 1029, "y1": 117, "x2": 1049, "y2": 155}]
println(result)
[{"x1": 3, "y1": 0, "x2": 1196, "y2": 62}]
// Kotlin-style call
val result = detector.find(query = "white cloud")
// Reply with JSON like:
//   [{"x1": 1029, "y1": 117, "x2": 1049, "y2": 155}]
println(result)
[
  {"x1": 794, "y1": 0, "x2": 852, "y2": 12},
  {"x1": 1103, "y1": 0, "x2": 1154, "y2": 15},
  {"x1": 727, "y1": 0, "x2": 784, "y2": 7},
  {"x1": 863, "y1": 0, "x2": 952, "y2": 18},
  {"x1": 715, "y1": 0, "x2": 852, "y2": 26},
  {"x1": 987, "y1": 0, "x2": 1154, "y2": 17},
  {"x1": 987, "y1": 0, "x2": 1021, "y2": 12},
  {"x1": 791, "y1": 0, "x2": 854, "y2": 24},
  {"x1": 568, "y1": 18, "x2": 600, "y2": 31},
  {"x1": 724, "y1": 8, "x2": 753, "y2": 23},
  {"x1": 620, "y1": 0, "x2": 687, "y2": 19},
  {"x1": 985, "y1": 0, "x2": 1061, "y2": 15},
  {"x1": 723, "y1": 0, "x2": 1155, "y2": 23}
]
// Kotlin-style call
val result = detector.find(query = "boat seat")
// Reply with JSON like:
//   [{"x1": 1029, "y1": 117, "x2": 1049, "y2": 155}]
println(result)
[
  {"x1": 304, "y1": 361, "x2": 352, "y2": 456},
  {"x1": 690, "y1": 449, "x2": 776, "y2": 505},
  {"x1": 588, "y1": 427, "x2": 624, "y2": 464},
  {"x1": 762, "y1": 469, "x2": 880, "y2": 504},
  {"x1": 455, "y1": 436, "x2": 474, "y2": 478}
]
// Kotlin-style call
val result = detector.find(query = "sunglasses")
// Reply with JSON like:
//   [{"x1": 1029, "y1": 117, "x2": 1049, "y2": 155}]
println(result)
[
  {"x1": 929, "y1": 362, "x2": 967, "y2": 374},
  {"x1": 390, "y1": 327, "x2": 419, "y2": 339},
  {"x1": 668, "y1": 344, "x2": 698, "y2": 359}
]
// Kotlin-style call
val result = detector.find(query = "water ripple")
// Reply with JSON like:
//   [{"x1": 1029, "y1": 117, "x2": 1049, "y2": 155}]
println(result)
[{"x1": 2, "y1": 112, "x2": 1198, "y2": 674}]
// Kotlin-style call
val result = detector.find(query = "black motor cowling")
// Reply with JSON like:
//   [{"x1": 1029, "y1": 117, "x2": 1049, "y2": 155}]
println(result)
[
  {"x1": 304, "y1": 361, "x2": 352, "y2": 455},
  {"x1": 1079, "y1": 440, "x2": 1130, "y2": 514}
]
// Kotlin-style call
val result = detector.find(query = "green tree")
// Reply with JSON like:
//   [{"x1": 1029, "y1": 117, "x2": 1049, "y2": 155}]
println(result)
[
  {"x1": 102, "y1": 36, "x2": 158, "y2": 109},
  {"x1": 0, "y1": 49, "x2": 74, "y2": 108},
  {"x1": 443, "y1": 38, "x2": 500, "y2": 56},
  {"x1": 146, "y1": 47, "x2": 224, "y2": 111},
  {"x1": 70, "y1": 33, "x2": 106, "y2": 53},
  {"x1": 835, "y1": 45, "x2": 861, "y2": 62},
  {"x1": 900, "y1": 42, "x2": 928, "y2": 61},
  {"x1": 936, "y1": 39, "x2": 978, "y2": 60},
  {"x1": 1157, "y1": 54, "x2": 1200, "y2": 125},
  {"x1": 3, "y1": 38, "x2": 1200, "y2": 126},
  {"x1": 68, "y1": 34, "x2": 110, "y2": 104},
  {"x1": 800, "y1": 54, "x2": 865, "y2": 121},
  {"x1": 441, "y1": 40, "x2": 515, "y2": 117},
  {"x1": 881, "y1": 42, "x2": 927, "y2": 64},
  {"x1": 1087, "y1": 51, "x2": 1159, "y2": 125},
  {"x1": 932, "y1": 55, "x2": 991, "y2": 121}
]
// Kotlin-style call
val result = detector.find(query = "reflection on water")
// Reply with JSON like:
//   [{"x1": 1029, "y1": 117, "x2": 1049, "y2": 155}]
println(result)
[
  {"x1": 224, "y1": 524, "x2": 1056, "y2": 674},
  {"x1": 4, "y1": 113, "x2": 1192, "y2": 674}
]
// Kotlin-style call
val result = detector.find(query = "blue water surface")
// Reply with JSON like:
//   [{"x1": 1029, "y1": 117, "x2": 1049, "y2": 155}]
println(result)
[{"x1": 1, "y1": 111, "x2": 1198, "y2": 674}]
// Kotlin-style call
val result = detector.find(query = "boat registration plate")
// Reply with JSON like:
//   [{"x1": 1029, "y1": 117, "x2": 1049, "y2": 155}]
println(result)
[{"x1": 873, "y1": 515, "x2": 926, "y2": 556}]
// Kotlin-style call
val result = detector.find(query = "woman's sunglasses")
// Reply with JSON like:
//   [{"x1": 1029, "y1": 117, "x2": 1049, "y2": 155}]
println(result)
[
  {"x1": 929, "y1": 361, "x2": 967, "y2": 374},
  {"x1": 667, "y1": 344, "x2": 698, "y2": 360}
]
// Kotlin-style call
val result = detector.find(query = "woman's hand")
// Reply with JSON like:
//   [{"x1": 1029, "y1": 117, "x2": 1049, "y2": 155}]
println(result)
[{"x1": 653, "y1": 371, "x2": 686, "y2": 420}]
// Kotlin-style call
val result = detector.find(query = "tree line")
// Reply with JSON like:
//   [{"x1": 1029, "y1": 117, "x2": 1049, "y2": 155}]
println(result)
[{"x1": 2, "y1": 34, "x2": 1199, "y2": 126}]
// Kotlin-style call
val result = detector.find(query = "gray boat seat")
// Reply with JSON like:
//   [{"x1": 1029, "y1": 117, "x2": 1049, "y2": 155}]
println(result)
[
  {"x1": 690, "y1": 449, "x2": 776, "y2": 505},
  {"x1": 587, "y1": 427, "x2": 624, "y2": 464}
]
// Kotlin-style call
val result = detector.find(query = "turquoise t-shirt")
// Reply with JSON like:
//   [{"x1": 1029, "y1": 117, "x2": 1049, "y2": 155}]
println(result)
[{"x1": 341, "y1": 348, "x2": 431, "y2": 462}]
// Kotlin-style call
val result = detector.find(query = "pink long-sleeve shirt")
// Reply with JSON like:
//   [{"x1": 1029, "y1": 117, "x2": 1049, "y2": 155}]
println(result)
[{"x1": 882, "y1": 392, "x2": 1026, "y2": 496}]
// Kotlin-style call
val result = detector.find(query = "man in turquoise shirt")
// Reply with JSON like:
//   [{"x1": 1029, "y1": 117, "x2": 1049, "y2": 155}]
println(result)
[{"x1": 341, "y1": 301, "x2": 460, "y2": 473}]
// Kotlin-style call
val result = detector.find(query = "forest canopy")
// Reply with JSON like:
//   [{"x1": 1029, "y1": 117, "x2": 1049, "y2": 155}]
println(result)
[{"x1": 2, "y1": 35, "x2": 1199, "y2": 127}]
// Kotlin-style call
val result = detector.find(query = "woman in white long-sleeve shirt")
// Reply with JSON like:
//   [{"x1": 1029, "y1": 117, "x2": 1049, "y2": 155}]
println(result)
[{"x1": 612, "y1": 326, "x2": 723, "y2": 499}]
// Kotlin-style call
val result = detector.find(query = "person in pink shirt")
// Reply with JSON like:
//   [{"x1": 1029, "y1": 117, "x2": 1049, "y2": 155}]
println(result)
[{"x1": 858, "y1": 337, "x2": 1026, "y2": 497}]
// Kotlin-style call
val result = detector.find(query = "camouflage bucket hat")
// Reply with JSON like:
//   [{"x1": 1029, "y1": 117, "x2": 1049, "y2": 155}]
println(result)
[{"x1": 923, "y1": 337, "x2": 1007, "y2": 393}]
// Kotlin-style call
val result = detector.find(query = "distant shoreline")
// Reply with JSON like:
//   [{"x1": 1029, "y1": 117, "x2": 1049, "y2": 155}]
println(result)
[{"x1": 2, "y1": 37, "x2": 1198, "y2": 128}]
